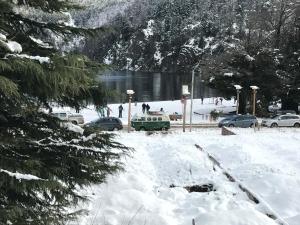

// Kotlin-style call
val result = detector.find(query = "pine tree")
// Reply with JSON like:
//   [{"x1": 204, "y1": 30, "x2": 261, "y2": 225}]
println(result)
[{"x1": 0, "y1": 1, "x2": 129, "y2": 224}]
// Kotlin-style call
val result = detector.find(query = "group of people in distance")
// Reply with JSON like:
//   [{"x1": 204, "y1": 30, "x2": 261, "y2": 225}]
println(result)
[
  {"x1": 215, "y1": 97, "x2": 223, "y2": 105},
  {"x1": 96, "y1": 105, "x2": 112, "y2": 118},
  {"x1": 96, "y1": 102, "x2": 164, "y2": 119},
  {"x1": 142, "y1": 103, "x2": 150, "y2": 113},
  {"x1": 96, "y1": 105, "x2": 125, "y2": 118}
]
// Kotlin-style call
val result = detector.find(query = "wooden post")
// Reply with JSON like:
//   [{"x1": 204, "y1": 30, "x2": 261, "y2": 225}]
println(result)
[
  {"x1": 183, "y1": 96, "x2": 187, "y2": 132},
  {"x1": 252, "y1": 90, "x2": 256, "y2": 116},
  {"x1": 189, "y1": 70, "x2": 195, "y2": 132},
  {"x1": 236, "y1": 90, "x2": 240, "y2": 115},
  {"x1": 128, "y1": 95, "x2": 132, "y2": 133}
]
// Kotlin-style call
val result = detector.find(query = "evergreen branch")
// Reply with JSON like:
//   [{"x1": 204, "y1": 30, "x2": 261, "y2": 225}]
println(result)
[{"x1": 0, "y1": 75, "x2": 19, "y2": 98}]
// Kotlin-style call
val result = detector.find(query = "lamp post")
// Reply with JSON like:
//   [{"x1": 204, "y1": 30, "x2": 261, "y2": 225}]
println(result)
[
  {"x1": 250, "y1": 86, "x2": 259, "y2": 116},
  {"x1": 126, "y1": 90, "x2": 135, "y2": 133},
  {"x1": 189, "y1": 70, "x2": 195, "y2": 132},
  {"x1": 189, "y1": 64, "x2": 201, "y2": 132},
  {"x1": 234, "y1": 85, "x2": 242, "y2": 115},
  {"x1": 182, "y1": 85, "x2": 190, "y2": 132}
]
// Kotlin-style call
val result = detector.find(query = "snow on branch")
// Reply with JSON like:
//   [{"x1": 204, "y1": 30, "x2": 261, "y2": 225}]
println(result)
[
  {"x1": 0, "y1": 169, "x2": 43, "y2": 181},
  {"x1": 0, "y1": 33, "x2": 6, "y2": 41},
  {"x1": 6, "y1": 54, "x2": 50, "y2": 64},
  {"x1": 30, "y1": 36, "x2": 53, "y2": 49},
  {"x1": 0, "y1": 39, "x2": 22, "y2": 53}
]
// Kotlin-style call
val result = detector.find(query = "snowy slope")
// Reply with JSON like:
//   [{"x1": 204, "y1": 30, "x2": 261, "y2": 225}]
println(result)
[{"x1": 68, "y1": 128, "x2": 300, "y2": 225}]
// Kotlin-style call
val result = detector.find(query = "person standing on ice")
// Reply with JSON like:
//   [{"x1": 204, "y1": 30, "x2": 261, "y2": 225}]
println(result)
[
  {"x1": 118, "y1": 104, "x2": 123, "y2": 118},
  {"x1": 142, "y1": 103, "x2": 146, "y2": 113},
  {"x1": 146, "y1": 104, "x2": 150, "y2": 113},
  {"x1": 106, "y1": 106, "x2": 112, "y2": 117}
]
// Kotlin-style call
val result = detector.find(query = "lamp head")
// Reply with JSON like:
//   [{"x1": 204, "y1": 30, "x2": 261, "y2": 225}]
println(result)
[
  {"x1": 182, "y1": 85, "x2": 190, "y2": 95},
  {"x1": 250, "y1": 86, "x2": 259, "y2": 90},
  {"x1": 126, "y1": 90, "x2": 135, "y2": 95},
  {"x1": 234, "y1": 85, "x2": 242, "y2": 90}
]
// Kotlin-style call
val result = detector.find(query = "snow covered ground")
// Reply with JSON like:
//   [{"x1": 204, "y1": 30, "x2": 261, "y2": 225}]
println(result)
[
  {"x1": 69, "y1": 128, "x2": 300, "y2": 225},
  {"x1": 54, "y1": 97, "x2": 236, "y2": 125}
]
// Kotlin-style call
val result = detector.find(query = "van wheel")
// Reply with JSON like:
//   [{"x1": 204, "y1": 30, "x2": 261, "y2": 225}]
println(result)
[
  {"x1": 140, "y1": 127, "x2": 145, "y2": 131},
  {"x1": 271, "y1": 123, "x2": 278, "y2": 128},
  {"x1": 228, "y1": 124, "x2": 234, "y2": 127},
  {"x1": 294, "y1": 123, "x2": 300, "y2": 128},
  {"x1": 113, "y1": 127, "x2": 119, "y2": 131},
  {"x1": 162, "y1": 127, "x2": 168, "y2": 131}
]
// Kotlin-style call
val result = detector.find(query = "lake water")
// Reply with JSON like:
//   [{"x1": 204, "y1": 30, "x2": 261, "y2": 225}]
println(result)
[{"x1": 98, "y1": 71, "x2": 219, "y2": 103}]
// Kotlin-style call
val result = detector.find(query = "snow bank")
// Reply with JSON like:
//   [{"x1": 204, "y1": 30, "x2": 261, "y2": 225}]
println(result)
[{"x1": 68, "y1": 129, "x2": 300, "y2": 225}]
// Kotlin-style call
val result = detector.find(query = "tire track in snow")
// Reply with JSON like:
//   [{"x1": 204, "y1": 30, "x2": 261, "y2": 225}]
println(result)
[{"x1": 195, "y1": 144, "x2": 290, "y2": 225}]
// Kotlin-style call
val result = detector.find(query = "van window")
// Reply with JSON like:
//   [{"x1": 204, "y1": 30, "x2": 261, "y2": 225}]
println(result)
[
  {"x1": 152, "y1": 117, "x2": 157, "y2": 121},
  {"x1": 158, "y1": 117, "x2": 162, "y2": 121},
  {"x1": 147, "y1": 117, "x2": 151, "y2": 121}
]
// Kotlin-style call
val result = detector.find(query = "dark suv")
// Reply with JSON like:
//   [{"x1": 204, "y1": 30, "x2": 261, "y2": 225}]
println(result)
[
  {"x1": 84, "y1": 117, "x2": 123, "y2": 131},
  {"x1": 218, "y1": 115, "x2": 258, "y2": 128}
]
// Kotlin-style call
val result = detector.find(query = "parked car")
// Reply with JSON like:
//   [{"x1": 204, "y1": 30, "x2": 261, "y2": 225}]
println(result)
[
  {"x1": 84, "y1": 117, "x2": 123, "y2": 131},
  {"x1": 218, "y1": 115, "x2": 258, "y2": 128},
  {"x1": 272, "y1": 109, "x2": 297, "y2": 115},
  {"x1": 261, "y1": 114, "x2": 300, "y2": 128},
  {"x1": 51, "y1": 112, "x2": 84, "y2": 125},
  {"x1": 268, "y1": 103, "x2": 281, "y2": 112},
  {"x1": 169, "y1": 113, "x2": 183, "y2": 121},
  {"x1": 131, "y1": 114, "x2": 170, "y2": 131}
]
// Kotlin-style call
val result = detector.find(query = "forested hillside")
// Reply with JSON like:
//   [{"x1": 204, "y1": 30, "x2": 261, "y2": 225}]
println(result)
[{"x1": 78, "y1": 0, "x2": 300, "y2": 112}]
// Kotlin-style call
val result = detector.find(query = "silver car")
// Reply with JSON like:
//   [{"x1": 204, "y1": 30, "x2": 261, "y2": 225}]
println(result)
[
  {"x1": 262, "y1": 114, "x2": 300, "y2": 128},
  {"x1": 218, "y1": 115, "x2": 258, "y2": 128},
  {"x1": 51, "y1": 112, "x2": 84, "y2": 125}
]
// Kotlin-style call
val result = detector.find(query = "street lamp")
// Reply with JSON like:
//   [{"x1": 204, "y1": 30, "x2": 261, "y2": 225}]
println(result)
[
  {"x1": 182, "y1": 85, "x2": 190, "y2": 132},
  {"x1": 250, "y1": 86, "x2": 259, "y2": 116},
  {"x1": 234, "y1": 85, "x2": 242, "y2": 115},
  {"x1": 126, "y1": 89, "x2": 135, "y2": 133},
  {"x1": 189, "y1": 64, "x2": 201, "y2": 132}
]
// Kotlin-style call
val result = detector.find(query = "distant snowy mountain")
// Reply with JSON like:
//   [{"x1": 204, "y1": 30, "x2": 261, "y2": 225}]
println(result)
[
  {"x1": 73, "y1": 0, "x2": 300, "y2": 113},
  {"x1": 73, "y1": 0, "x2": 137, "y2": 27},
  {"x1": 77, "y1": 0, "x2": 298, "y2": 75}
]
